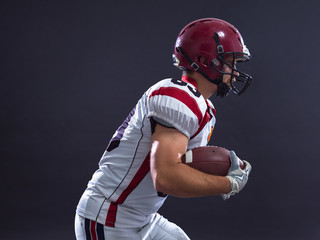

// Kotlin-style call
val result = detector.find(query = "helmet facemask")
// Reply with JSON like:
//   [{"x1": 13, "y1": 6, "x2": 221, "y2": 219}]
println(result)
[{"x1": 210, "y1": 52, "x2": 252, "y2": 97}]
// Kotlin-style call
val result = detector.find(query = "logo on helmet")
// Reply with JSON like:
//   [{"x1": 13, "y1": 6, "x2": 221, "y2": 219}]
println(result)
[
  {"x1": 172, "y1": 54, "x2": 180, "y2": 67},
  {"x1": 243, "y1": 45, "x2": 250, "y2": 56}
]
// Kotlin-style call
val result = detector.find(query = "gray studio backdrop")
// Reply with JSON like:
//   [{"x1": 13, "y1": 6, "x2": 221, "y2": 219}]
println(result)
[{"x1": 1, "y1": 0, "x2": 320, "y2": 239}]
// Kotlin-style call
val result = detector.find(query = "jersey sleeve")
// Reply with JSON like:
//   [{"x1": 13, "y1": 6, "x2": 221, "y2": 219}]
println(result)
[{"x1": 146, "y1": 79, "x2": 207, "y2": 139}]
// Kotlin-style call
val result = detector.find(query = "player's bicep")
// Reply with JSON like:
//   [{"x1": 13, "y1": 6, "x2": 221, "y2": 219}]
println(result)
[{"x1": 150, "y1": 123, "x2": 188, "y2": 187}]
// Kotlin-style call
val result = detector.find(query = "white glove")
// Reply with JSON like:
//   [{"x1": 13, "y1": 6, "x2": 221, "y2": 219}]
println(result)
[{"x1": 221, "y1": 151, "x2": 252, "y2": 200}]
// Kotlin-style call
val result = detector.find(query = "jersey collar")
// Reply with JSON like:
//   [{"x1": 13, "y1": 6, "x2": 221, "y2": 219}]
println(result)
[{"x1": 181, "y1": 75, "x2": 198, "y2": 89}]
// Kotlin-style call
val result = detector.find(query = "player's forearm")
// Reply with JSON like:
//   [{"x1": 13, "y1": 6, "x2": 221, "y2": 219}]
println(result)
[
  {"x1": 152, "y1": 160, "x2": 231, "y2": 198},
  {"x1": 150, "y1": 125, "x2": 231, "y2": 198}
]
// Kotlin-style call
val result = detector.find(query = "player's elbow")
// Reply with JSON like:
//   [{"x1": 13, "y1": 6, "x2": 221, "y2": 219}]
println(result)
[{"x1": 151, "y1": 169, "x2": 171, "y2": 194}]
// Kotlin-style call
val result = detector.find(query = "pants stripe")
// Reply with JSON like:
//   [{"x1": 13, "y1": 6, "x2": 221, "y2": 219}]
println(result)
[
  {"x1": 84, "y1": 219, "x2": 92, "y2": 240},
  {"x1": 85, "y1": 218, "x2": 105, "y2": 240},
  {"x1": 90, "y1": 220, "x2": 98, "y2": 240},
  {"x1": 96, "y1": 222, "x2": 105, "y2": 240}
]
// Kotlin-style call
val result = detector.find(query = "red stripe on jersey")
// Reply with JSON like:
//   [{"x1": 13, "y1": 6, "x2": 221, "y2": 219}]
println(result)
[
  {"x1": 206, "y1": 99, "x2": 216, "y2": 116},
  {"x1": 105, "y1": 202, "x2": 118, "y2": 227},
  {"x1": 90, "y1": 220, "x2": 97, "y2": 240},
  {"x1": 105, "y1": 153, "x2": 151, "y2": 227},
  {"x1": 117, "y1": 153, "x2": 151, "y2": 204},
  {"x1": 191, "y1": 100, "x2": 216, "y2": 139},
  {"x1": 149, "y1": 87, "x2": 203, "y2": 124},
  {"x1": 191, "y1": 111, "x2": 210, "y2": 139}
]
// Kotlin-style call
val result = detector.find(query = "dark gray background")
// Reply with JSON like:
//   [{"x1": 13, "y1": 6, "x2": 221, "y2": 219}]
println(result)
[{"x1": 1, "y1": 0, "x2": 320, "y2": 239}]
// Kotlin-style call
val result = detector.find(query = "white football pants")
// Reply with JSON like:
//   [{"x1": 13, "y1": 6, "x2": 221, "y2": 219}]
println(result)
[{"x1": 75, "y1": 213, "x2": 190, "y2": 240}]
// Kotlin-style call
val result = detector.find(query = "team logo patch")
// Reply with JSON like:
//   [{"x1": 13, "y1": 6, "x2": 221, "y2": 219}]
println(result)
[{"x1": 207, "y1": 126, "x2": 213, "y2": 143}]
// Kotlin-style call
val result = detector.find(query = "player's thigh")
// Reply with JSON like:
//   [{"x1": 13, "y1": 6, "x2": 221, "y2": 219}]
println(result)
[
  {"x1": 139, "y1": 213, "x2": 190, "y2": 240},
  {"x1": 75, "y1": 214, "x2": 86, "y2": 240}
]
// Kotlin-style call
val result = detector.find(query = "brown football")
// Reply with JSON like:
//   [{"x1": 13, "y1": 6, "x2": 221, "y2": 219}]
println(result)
[{"x1": 181, "y1": 146, "x2": 245, "y2": 176}]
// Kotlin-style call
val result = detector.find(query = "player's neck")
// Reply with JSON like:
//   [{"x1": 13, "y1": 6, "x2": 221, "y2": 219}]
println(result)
[{"x1": 182, "y1": 72, "x2": 217, "y2": 99}]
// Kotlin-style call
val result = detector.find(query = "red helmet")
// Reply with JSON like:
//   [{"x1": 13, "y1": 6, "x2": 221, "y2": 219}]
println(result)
[{"x1": 173, "y1": 18, "x2": 252, "y2": 96}]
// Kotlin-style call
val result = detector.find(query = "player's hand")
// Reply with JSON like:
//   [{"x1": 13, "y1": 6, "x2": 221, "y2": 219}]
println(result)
[{"x1": 221, "y1": 151, "x2": 252, "y2": 200}]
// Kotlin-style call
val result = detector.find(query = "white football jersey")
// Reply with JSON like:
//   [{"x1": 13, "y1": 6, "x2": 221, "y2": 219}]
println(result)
[{"x1": 76, "y1": 76, "x2": 216, "y2": 228}]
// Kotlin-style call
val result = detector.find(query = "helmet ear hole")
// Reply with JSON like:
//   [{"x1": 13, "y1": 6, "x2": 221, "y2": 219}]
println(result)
[{"x1": 198, "y1": 56, "x2": 208, "y2": 66}]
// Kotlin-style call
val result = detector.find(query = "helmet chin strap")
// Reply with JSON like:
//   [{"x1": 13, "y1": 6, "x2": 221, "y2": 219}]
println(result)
[
  {"x1": 216, "y1": 82, "x2": 231, "y2": 97},
  {"x1": 207, "y1": 74, "x2": 230, "y2": 98}
]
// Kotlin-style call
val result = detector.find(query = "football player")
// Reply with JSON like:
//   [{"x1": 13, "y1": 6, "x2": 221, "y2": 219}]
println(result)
[{"x1": 75, "y1": 18, "x2": 252, "y2": 240}]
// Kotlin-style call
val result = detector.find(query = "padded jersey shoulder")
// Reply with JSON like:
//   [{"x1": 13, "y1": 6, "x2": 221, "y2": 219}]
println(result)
[{"x1": 146, "y1": 78, "x2": 208, "y2": 139}]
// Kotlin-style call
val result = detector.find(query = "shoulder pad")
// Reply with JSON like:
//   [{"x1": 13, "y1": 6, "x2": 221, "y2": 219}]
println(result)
[{"x1": 147, "y1": 79, "x2": 207, "y2": 138}]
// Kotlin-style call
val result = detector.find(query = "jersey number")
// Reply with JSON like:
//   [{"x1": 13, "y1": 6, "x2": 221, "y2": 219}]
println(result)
[{"x1": 171, "y1": 79, "x2": 201, "y2": 98}]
